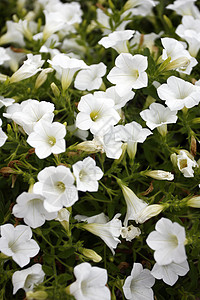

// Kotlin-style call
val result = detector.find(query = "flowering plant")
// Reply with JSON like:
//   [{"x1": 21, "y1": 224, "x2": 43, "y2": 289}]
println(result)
[{"x1": 0, "y1": 0, "x2": 200, "y2": 299}]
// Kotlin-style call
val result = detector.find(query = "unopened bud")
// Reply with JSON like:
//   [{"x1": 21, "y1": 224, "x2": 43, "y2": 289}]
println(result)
[
  {"x1": 51, "y1": 82, "x2": 60, "y2": 98},
  {"x1": 144, "y1": 170, "x2": 174, "y2": 181},
  {"x1": 136, "y1": 204, "x2": 165, "y2": 223},
  {"x1": 81, "y1": 248, "x2": 102, "y2": 262},
  {"x1": 165, "y1": 57, "x2": 190, "y2": 71},
  {"x1": 35, "y1": 68, "x2": 53, "y2": 89},
  {"x1": 187, "y1": 196, "x2": 200, "y2": 208},
  {"x1": 170, "y1": 153, "x2": 177, "y2": 167},
  {"x1": 26, "y1": 291, "x2": 48, "y2": 300}
]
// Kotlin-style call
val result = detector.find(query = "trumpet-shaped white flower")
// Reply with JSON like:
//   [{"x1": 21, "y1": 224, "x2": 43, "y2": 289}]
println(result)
[
  {"x1": 157, "y1": 76, "x2": 200, "y2": 111},
  {"x1": 0, "y1": 21, "x2": 25, "y2": 46},
  {"x1": 176, "y1": 16, "x2": 200, "y2": 57},
  {"x1": 123, "y1": 263, "x2": 155, "y2": 300},
  {"x1": 3, "y1": 47, "x2": 25, "y2": 72},
  {"x1": 0, "y1": 224, "x2": 40, "y2": 267},
  {"x1": 161, "y1": 37, "x2": 197, "y2": 75},
  {"x1": 166, "y1": 0, "x2": 200, "y2": 18},
  {"x1": 72, "y1": 157, "x2": 103, "y2": 192},
  {"x1": 151, "y1": 260, "x2": 189, "y2": 286},
  {"x1": 176, "y1": 150, "x2": 197, "y2": 177},
  {"x1": 10, "y1": 54, "x2": 45, "y2": 83},
  {"x1": 94, "y1": 86, "x2": 135, "y2": 110},
  {"x1": 124, "y1": 0, "x2": 158, "y2": 16},
  {"x1": 107, "y1": 53, "x2": 148, "y2": 96},
  {"x1": 6, "y1": 99, "x2": 55, "y2": 135},
  {"x1": 119, "y1": 181, "x2": 148, "y2": 226},
  {"x1": 12, "y1": 264, "x2": 45, "y2": 294},
  {"x1": 76, "y1": 94, "x2": 121, "y2": 135},
  {"x1": 55, "y1": 208, "x2": 70, "y2": 231},
  {"x1": 115, "y1": 121, "x2": 152, "y2": 159},
  {"x1": 75, "y1": 212, "x2": 122, "y2": 255},
  {"x1": 0, "y1": 96, "x2": 15, "y2": 109},
  {"x1": 74, "y1": 62, "x2": 106, "y2": 91},
  {"x1": 130, "y1": 30, "x2": 162, "y2": 52},
  {"x1": 48, "y1": 53, "x2": 86, "y2": 91},
  {"x1": 43, "y1": 10, "x2": 66, "y2": 40},
  {"x1": 0, "y1": 119, "x2": 7, "y2": 147},
  {"x1": 140, "y1": 103, "x2": 178, "y2": 136},
  {"x1": 98, "y1": 30, "x2": 135, "y2": 53},
  {"x1": 69, "y1": 262, "x2": 110, "y2": 300},
  {"x1": 33, "y1": 165, "x2": 78, "y2": 212},
  {"x1": 121, "y1": 225, "x2": 141, "y2": 241},
  {"x1": 12, "y1": 192, "x2": 57, "y2": 229},
  {"x1": 146, "y1": 217, "x2": 187, "y2": 265},
  {"x1": 27, "y1": 120, "x2": 66, "y2": 159}
]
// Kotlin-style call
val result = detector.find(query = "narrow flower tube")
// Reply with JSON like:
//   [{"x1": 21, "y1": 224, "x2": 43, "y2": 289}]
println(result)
[
  {"x1": 136, "y1": 204, "x2": 165, "y2": 223},
  {"x1": 187, "y1": 196, "x2": 200, "y2": 208}
]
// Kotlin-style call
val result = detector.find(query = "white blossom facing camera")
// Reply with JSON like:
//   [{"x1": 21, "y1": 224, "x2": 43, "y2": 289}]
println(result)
[
  {"x1": 146, "y1": 217, "x2": 187, "y2": 265},
  {"x1": 107, "y1": 53, "x2": 148, "y2": 96},
  {"x1": 69, "y1": 262, "x2": 111, "y2": 300},
  {"x1": 72, "y1": 157, "x2": 103, "y2": 192},
  {"x1": 12, "y1": 264, "x2": 45, "y2": 294},
  {"x1": 75, "y1": 212, "x2": 122, "y2": 255},
  {"x1": 33, "y1": 165, "x2": 78, "y2": 212},
  {"x1": 123, "y1": 262, "x2": 155, "y2": 300},
  {"x1": 27, "y1": 120, "x2": 66, "y2": 159},
  {"x1": 0, "y1": 224, "x2": 40, "y2": 268}
]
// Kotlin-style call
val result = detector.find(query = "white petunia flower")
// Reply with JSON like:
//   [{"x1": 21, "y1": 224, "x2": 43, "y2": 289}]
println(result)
[
  {"x1": 151, "y1": 260, "x2": 190, "y2": 286},
  {"x1": 74, "y1": 62, "x2": 106, "y2": 91},
  {"x1": 0, "y1": 96, "x2": 15, "y2": 109},
  {"x1": 161, "y1": 37, "x2": 197, "y2": 75},
  {"x1": 76, "y1": 93, "x2": 120, "y2": 135},
  {"x1": 121, "y1": 225, "x2": 141, "y2": 241},
  {"x1": 48, "y1": 53, "x2": 86, "y2": 91},
  {"x1": 0, "y1": 21, "x2": 25, "y2": 46},
  {"x1": 43, "y1": 10, "x2": 66, "y2": 41},
  {"x1": 10, "y1": 54, "x2": 45, "y2": 83},
  {"x1": 12, "y1": 192, "x2": 57, "y2": 229},
  {"x1": 123, "y1": 262, "x2": 155, "y2": 300},
  {"x1": 115, "y1": 121, "x2": 152, "y2": 159},
  {"x1": 146, "y1": 217, "x2": 187, "y2": 265},
  {"x1": 0, "y1": 224, "x2": 40, "y2": 267},
  {"x1": 5, "y1": 99, "x2": 55, "y2": 135},
  {"x1": 2, "y1": 48, "x2": 25, "y2": 72},
  {"x1": 27, "y1": 120, "x2": 66, "y2": 159},
  {"x1": 0, "y1": 119, "x2": 7, "y2": 147},
  {"x1": 130, "y1": 30, "x2": 162, "y2": 52},
  {"x1": 33, "y1": 165, "x2": 78, "y2": 212},
  {"x1": 12, "y1": 263, "x2": 45, "y2": 294},
  {"x1": 94, "y1": 86, "x2": 135, "y2": 110},
  {"x1": 69, "y1": 262, "x2": 110, "y2": 300},
  {"x1": 166, "y1": 0, "x2": 200, "y2": 18},
  {"x1": 124, "y1": 0, "x2": 158, "y2": 16},
  {"x1": 98, "y1": 30, "x2": 135, "y2": 53},
  {"x1": 118, "y1": 181, "x2": 148, "y2": 226},
  {"x1": 140, "y1": 103, "x2": 178, "y2": 136},
  {"x1": 72, "y1": 157, "x2": 103, "y2": 192},
  {"x1": 157, "y1": 76, "x2": 200, "y2": 111},
  {"x1": 75, "y1": 212, "x2": 122, "y2": 255},
  {"x1": 176, "y1": 150, "x2": 197, "y2": 177},
  {"x1": 107, "y1": 53, "x2": 148, "y2": 96},
  {"x1": 0, "y1": 47, "x2": 10, "y2": 65}
]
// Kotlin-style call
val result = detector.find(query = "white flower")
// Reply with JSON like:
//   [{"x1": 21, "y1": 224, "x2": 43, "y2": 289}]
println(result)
[
  {"x1": 115, "y1": 121, "x2": 152, "y2": 159},
  {"x1": 72, "y1": 157, "x2": 103, "y2": 192},
  {"x1": 55, "y1": 208, "x2": 70, "y2": 231},
  {"x1": 27, "y1": 120, "x2": 66, "y2": 159},
  {"x1": 69, "y1": 262, "x2": 110, "y2": 300},
  {"x1": 98, "y1": 30, "x2": 135, "y2": 53},
  {"x1": 0, "y1": 96, "x2": 15, "y2": 109},
  {"x1": 6, "y1": 99, "x2": 55, "y2": 135},
  {"x1": 2, "y1": 48, "x2": 25, "y2": 72},
  {"x1": 94, "y1": 86, "x2": 135, "y2": 110},
  {"x1": 123, "y1": 262, "x2": 155, "y2": 300},
  {"x1": 161, "y1": 37, "x2": 197, "y2": 74},
  {"x1": 176, "y1": 16, "x2": 200, "y2": 57},
  {"x1": 130, "y1": 30, "x2": 162, "y2": 52},
  {"x1": 74, "y1": 62, "x2": 106, "y2": 91},
  {"x1": 0, "y1": 21, "x2": 25, "y2": 46},
  {"x1": 12, "y1": 192, "x2": 57, "y2": 229},
  {"x1": 48, "y1": 53, "x2": 86, "y2": 91},
  {"x1": 151, "y1": 260, "x2": 189, "y2": 286},
  {"x1": 10, "y1": 54, "x2": 45, "y2": 83},
  {"x1": 76, "y1": 93, "x2": 120, "y2": 135},
  {"x1": 12, "y1": 264, "x2": 45, "y2": 294},
  {"x1": 166, "y1": 0, "x2": 200, "y2": 18},
  {"x1": 43, "y1": 10, "x2": 66, "y2": 40},
  {"x1": 146, "y1": 217, "x2": 187, "y2": 265},
  {"x1": 107, "y1": 53, "x2": 148, "y2": 96},
  {"x1": 124, "y1": 0, "x2": 158, "y2": 16},
  {"x1": 176, "y1": 150, "x2": 197, "y2": 177},
  {"x1": 0, "y1": 224, "x2": 40, "y2": 267},
  {"x1": 0, "y1": 118, "x2": 7, "y2": 147},
  {"x1": 157, "y1": 76, "x2": 200, "y2": 111},
  {"x1": 118, "y1": 181, "x2": 148, "y2": 226},
  {"x1": 136, "y1": 204, "x2": 165, "y2": 224},
  {"x1": 33, "y1": 165, "x2": 78, "y2": 212},
  {"x1": 75, "y1": 213, "x2": 122, "y2": 255},
  {"x1": 140, "y1": 102, "x2": 177, "y2": 136},
  {"x1": 121, "y1": 225, "x2": 141, "y2": 241},
  {"x1": 0, "y1": 47, "x2": 10, "y2": 65}
]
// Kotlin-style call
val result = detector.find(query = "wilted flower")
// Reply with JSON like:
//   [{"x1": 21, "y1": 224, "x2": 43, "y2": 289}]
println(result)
[
  {"x1": 121, "y1": 225, "x2": 141, "y2": 241},
  {"x1": 144, "y1": 170, "x2": 174, "y2": 181}
]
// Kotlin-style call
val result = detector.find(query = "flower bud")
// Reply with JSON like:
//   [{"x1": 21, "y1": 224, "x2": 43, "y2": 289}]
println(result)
[
  {"x1": 136, "y1": 204, "x2": 165, "y2": 224},
  {"x1": 50, "y1": 82, "x2": 60, "y2": 98},
  {"x1": 187, "y1": 196, "x2": 200, "y2": 208},
  {"x1": 81, "y1": 248, "x2": 102, "y2": 262},
  {"x1": 144, "y1": 170, "x2": 174, "y2": 181},
  {"x1": 170, "y1": 153, "x2": 177, "y2": 167},
  {"x1": 35, "y1": 68, "x2": 53, "y2": 89},
  {"x1": 55, "y1": 208, "x2": 70, "y2": 232},
  {"x1": 26, "y1": 291, "x2": 48, "y2": 300},
  {"x1": 165, "y1": 57, "x2": 190, "y2": 71}
]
